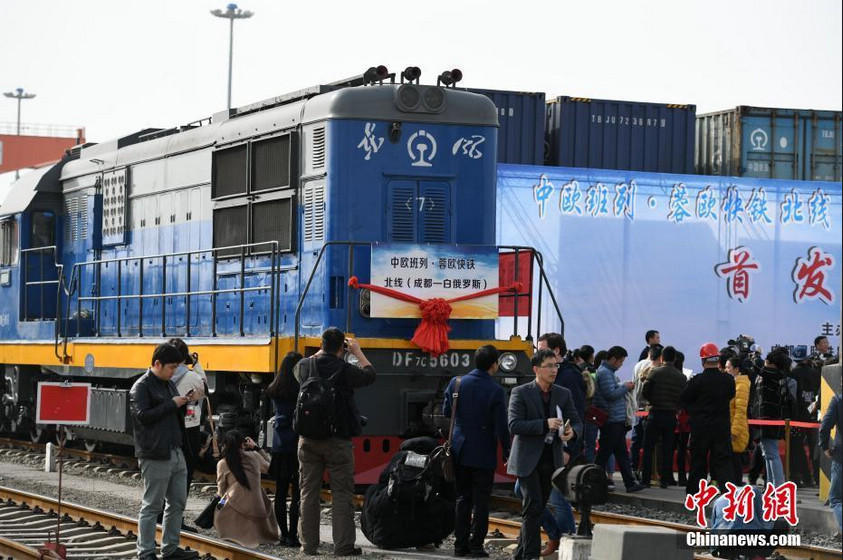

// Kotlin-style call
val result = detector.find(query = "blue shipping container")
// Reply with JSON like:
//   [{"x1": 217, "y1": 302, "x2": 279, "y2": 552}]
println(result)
[
  {"x1": 545, "y1": 96, "x2": 696, "y2": 174},
  {"x1": 466, "y1": 88, "x2": 545, "y2": 165},
  {"x1": 695, "y1": 106, "x2": 843, "y2": 182}
]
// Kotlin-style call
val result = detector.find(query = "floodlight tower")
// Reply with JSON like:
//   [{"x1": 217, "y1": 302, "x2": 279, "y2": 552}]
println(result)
[
  {"x1": 3, "y1": 87, "x2": 37, "y2": 179},
  {"x1": 210, "y1": 3, "x2": 254, "y2": 111}
]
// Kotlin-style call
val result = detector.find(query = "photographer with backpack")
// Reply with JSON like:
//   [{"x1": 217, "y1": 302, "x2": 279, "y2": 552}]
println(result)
[
  {"x1": 294, "y1": 327, "x2": 376, "y2": 556},
  {"x1": 750, "y1": 349, "x2": 796, "y2": 487}
]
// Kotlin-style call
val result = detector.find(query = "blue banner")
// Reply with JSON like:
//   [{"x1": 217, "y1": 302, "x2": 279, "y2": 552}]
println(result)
[{"x1": 497, "y1": 164, "x2": 842, "y2": 376}]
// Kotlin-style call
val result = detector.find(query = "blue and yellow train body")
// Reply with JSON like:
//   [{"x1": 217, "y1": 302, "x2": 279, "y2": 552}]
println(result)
[{"x1": 0, "y1": 74, "x2": 545, "y2": 481}]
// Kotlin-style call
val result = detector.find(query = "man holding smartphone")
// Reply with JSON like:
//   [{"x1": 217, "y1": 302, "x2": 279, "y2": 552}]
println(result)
[
  {"x1": 129, "y1": 343, "x2": 199, "y2": 560},
  {"x1": 507, "y1": 349, "x2": 581, "y2": 560}
]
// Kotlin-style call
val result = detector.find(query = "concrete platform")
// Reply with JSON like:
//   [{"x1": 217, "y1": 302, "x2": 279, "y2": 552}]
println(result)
[
  {"x1": 603, "y1": 472, "x2": 838, "y2": 534},
  {"x1": 588, "y1": 524, "x2": 692, "y2": 560}
]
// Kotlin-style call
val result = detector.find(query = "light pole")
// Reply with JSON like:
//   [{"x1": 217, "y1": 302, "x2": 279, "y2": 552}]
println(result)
[
  {"x1": 3, "y1": 87, "x2": 36, "y2": 179},
  {"x1": 211, "y1": 3, "x2": 253, "y2": 111}
]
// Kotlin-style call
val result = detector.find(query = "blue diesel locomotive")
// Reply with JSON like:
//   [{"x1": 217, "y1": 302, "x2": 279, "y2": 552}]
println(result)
[{"x1": 0, "y1": 67, "x2": 559, "y2": 481}]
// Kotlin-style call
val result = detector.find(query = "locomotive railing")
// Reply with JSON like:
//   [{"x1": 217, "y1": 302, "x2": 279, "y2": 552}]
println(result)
[
  {"x1": 293, "y1": 242, "x2": 564, "y2": 352},
  {"x1": 58, "y1": 241, "x2": 287, "y2": 360}
]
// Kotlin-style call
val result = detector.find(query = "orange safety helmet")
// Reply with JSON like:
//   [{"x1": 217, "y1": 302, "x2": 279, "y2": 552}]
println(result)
[{"x1": 699, "y1": 342, "x2": 720, "y2": 360}]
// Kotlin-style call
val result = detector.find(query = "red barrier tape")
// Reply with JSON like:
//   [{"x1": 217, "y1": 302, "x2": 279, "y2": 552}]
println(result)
[
  {"x1": 746, "y1": 419, "x2": 821, "y2": 429},
  {"x1": 634, "y1": 410, "x2": 820, "y2": 429}
]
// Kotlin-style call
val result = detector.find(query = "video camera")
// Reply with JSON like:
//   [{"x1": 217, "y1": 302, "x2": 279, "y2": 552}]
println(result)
[
  {"x1": 727, "y1": 334, "x2": 757, "y2": 359},
  {"x1": 727, "y1": 334, "x2": 764, "y2": 373}
]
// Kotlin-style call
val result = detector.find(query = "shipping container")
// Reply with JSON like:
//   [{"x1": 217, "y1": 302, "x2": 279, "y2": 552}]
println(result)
[
  {"x1": 465, "y1": 88, "x2": 545, "y2": 165},
  {"x1": 545, "y1": 96, "x2": 696, "y2": 174},
  {"x1": 696, "y1": 106, "x2": 843, "y2": 182}
]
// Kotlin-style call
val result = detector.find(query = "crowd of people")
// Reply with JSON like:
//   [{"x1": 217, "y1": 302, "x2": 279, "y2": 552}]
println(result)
[{"x1": 126, "y1": 327, "x2": 841, "y2": 560}]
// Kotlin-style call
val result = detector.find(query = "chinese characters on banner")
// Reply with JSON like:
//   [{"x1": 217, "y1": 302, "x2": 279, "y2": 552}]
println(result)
[
  {"x1": 369, "y1": 243, "x2": 499, "y2": 319},
  {"x1": 531, "y1": 175, "x2": 838, "y2": 306},
  {"x1": 713, "y1": 246, "x2": 836, "y2": 304},
  {"x1": 534, "y1": 177, "x2": 832, "y2": 230},
  {"x1": 715, "y1": 247, "x2": 760, "y2": 303},
  {"x1": 685, "y1": 480, "x2": 799, "y2": 528}
]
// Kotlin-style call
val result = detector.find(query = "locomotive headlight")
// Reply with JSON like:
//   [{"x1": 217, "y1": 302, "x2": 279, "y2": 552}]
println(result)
[
  {"x1": 422, "y1": 86, "x2": 446, "y2": 113},
  {"x1": 498, "y1": 352, "x2": 517, "y2": 373},
  {"x1": 396, "y1": 84, "x2": 421, "y2": 112},
  {"x1": 344, "y1": 352, "x2": 361, "y2": 367}
]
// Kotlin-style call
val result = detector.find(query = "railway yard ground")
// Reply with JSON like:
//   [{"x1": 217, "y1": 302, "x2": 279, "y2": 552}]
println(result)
[{"x1": 0, "y1": 444, "x2": 839, "y2": 560}]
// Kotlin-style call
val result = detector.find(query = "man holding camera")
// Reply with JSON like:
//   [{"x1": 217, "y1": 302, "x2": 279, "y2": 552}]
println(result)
[{"x1": 294, "y1": 327, "x2": 375, "y2": 556}]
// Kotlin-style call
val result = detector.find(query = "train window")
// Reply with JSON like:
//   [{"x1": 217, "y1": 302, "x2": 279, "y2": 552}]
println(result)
[
  {"x1": 252, "y1": 135, "x2": 291, "y2": 192},
  {"x1": 212, "y1": 144, "x2": 248, "y2": 199},
  {"x1": 30, "y1": 212, "x2": 55, "y2": 248},
  {"x1": 213, "y1": 205, "x2": 248, "y2": 257},
  {"x1": 0, "y1": 219, "x2": 19, "y2": 266},
  {"x1": 251, "y1": 197, "x2": 293, "y2": 252}
]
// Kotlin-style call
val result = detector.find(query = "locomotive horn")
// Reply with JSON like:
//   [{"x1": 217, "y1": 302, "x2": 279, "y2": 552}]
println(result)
[
  {"x1": 363, "y1": 65, "x2": 390, "y2": 85},
  {"x1": 401, "y1": 66, "x2": 421, "y2": 84},
  {"x1": 437, "y1": 68, "x2": 463, "y2": 87}
]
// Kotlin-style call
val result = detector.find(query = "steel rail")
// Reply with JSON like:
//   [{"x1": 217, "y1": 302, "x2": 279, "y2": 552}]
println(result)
[
  {"x1": 0, "y1": 486, "x2": 281, "y2": 560},
  {"x1": 0, "y1": 535, "x2": 40, "y2": 559}
]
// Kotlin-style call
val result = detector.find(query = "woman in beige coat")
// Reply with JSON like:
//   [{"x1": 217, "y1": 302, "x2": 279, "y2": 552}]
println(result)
[{"x1": 214, "y1": 430, "x2": 280, "y2": 547}]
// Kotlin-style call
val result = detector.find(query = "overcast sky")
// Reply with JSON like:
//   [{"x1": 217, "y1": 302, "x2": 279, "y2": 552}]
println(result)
[{"x1": 1, "y1": 0, "x2": 841, "y2": 189}]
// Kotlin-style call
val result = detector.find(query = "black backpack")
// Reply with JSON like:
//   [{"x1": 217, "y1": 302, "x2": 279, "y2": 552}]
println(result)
[
  {"x1": 293, "y1": 358, "x2": 339, "y2": 440},
  {"x1": 361, "y1": 437, "x2": 456, "y2": 549}
]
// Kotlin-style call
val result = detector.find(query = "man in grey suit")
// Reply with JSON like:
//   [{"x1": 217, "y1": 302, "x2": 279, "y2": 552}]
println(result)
[{"x1": 507, "y1": 349, "x2": 581, "y2": 560}]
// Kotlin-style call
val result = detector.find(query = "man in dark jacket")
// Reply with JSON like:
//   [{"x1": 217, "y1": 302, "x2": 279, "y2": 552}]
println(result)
[
  {"x1": 538, "y1": 332, "x2": 585, "y2": 456},
  {"x1": 534, "y1": 333, "x2": 581, "y2": 551},
  {"x1": 443, "y1": 345, "x2": 510, "y2": 557},
  {"x1": 819, "y1": 388, "x2": 842, "y2": 528},
  {"x1": 295, "y1": 327, "x2": 376, "y2": 556},
  {"x1": 507, "y1": 349, "x2": 579, "y2": 560},
  {"x1": 640, "y1": 346, "x2": 687, "y2": 488},
  {"x1": 129, "y1": 343, "x2": 199, "y2": 560},
  {"x1": 680, "y1": 342, "x2": 735, "y2": 495},
  {"x1": 639, "y1": 329, "x2": 661, "y2": 361}
]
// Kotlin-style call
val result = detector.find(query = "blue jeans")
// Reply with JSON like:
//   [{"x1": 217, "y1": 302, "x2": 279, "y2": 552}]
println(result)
[
  {"x1": 545, "y1": 487, "x2": 576, "y2": 534},
  {"x1": 514, "y1": 478, "x2": 561, "y2": 540},
  {"x1": 830, "y1": 460, "x2": 842, "y2": 529},
  {"x1": 138, "y1": 448, "x2": 188, "y2": 558},
  {"x1": 760, "y1": 438, "x2": 784, "y2": 487}
]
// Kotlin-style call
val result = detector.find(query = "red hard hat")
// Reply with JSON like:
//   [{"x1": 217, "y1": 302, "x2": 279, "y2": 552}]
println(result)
[{"x1": 699, "y1": 342, "x2": 720, "y2": 360}]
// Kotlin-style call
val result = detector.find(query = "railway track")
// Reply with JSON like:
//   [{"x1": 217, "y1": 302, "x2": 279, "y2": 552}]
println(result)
[
  {"x1": 1, "y1": 438, "x2": 839, "y2": 560},
  {"x1": 0, "y1": 486, "x2": 280, "y2": 560}
]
